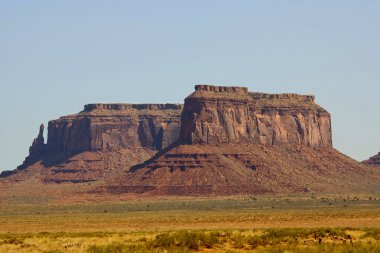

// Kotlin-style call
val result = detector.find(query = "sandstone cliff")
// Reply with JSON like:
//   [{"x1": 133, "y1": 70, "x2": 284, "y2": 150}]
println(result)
[
  {"x1": 17, "y1": 124, "x2": 46, "y2": 170},
  {"x1": 10, "y1": 103, "x2": 182, "y2": 182},
  {"x1": 3, "y1": 85, "x2": 379, "y2": 196},
  {"x1": 106, "y1": 85, "x2": 379, "y2": 195},
  {"x1": 363, "y1": 152, "x2": 380, "y2": 166},
  {"x1": 46, "y1": 103, "x2": 183, "y2": 153},
  {"x1": 180, "y1": 85, "x2": 332, "y2": 147}
]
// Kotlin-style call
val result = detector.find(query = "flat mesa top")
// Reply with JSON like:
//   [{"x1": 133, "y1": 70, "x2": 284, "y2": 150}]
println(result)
[
  {"x1": 186, "y1": 84, "x2": 329, "y2": 113},
  {"x1": 194, "y1": 84, "x2": 314, "y2": 98},
  {"x1": 50, "y1": 103, "x2": 183, "y2": 121},
  {"x1": 83, "y1": 103, "x2": 183, "y2": 112},
  {"x1": 195, "y1": 84, "x2": 248, "y2": 93}
]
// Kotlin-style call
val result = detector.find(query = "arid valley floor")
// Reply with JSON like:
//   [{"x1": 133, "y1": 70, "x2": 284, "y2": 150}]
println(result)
[
  {"x1": 1, "y1": 85, "x2": 380, "y2": 252},
  {"x1": 0, "y1": 193, "x2": 379, "y2": 252}
]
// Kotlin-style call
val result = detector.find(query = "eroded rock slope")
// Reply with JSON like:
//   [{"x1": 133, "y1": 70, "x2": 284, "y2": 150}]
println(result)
[
  {"x1": 102, "y1": 85, "x2": 379, "y2": 195},
  {"x1": 2, "y1": 103, "x2": 182, "y2": 183},
  {"x1": 2, "y1": 85, "x2": 379, "y2": 196}
]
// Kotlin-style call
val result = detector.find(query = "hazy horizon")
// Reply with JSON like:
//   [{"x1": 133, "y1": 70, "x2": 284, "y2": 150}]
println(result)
[{"x1": 1, "y1": 1, "x2": 379, "y2": 171}]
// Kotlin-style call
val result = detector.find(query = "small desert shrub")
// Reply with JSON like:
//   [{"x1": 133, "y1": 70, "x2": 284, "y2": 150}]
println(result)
[
  {"x1": 179, "y1": 231, "x2": 220, "y2": 249},
  {"x1": 362, "y1": 228, "x2": 380, "y2": 240},
  {"x1": 87, "y1": 243, "x2": 126, "y2": 253},
  {"x1": 252, "y1": 242, "x2": 380, "y2": 253},
  {"x1": 175, "y1": 231, "x2": 199, "y2": 250},
  {"x1": 3, "y1": 237, "x2": 24, "y2": 245},
  {"x1": 43, "y1": 250, "x2": 64, "y2": 253},
  {"x1": 312, "y1": 228, "x2": 348, "y2": 238},
  {"x1": 244, "y1": 228, "x2": 351, "y2": 249},
  {"x1": 150, "y1": 233, "x2": 175, "y2": 249},
  {"x1": 122, "y1": 244, "x2": 152, "y2": 253},
  {"x1": 231, "y1": 233, "x2": 247, "y2": 249},
  {"x1": 198, "y1": 231, "x2": 220, "y2": 248},
  {"x1": 260, "y1": 228, "x2": 348, "y2": 243},
  {"x1": 247, "y1": 235, "x2": 263, "y2": 249},
  {"x1": 150, "y1": 230, "x2": 219, "y2": 251},
  {"x1": 317, "y1": 242, "x2": 380, "y2": 253},
  {"x1": 87, "y1": 243, "x2": 152, "y2": 253}
]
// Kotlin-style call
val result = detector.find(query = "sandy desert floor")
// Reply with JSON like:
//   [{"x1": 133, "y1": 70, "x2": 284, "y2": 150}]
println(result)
[{"x1": 0, "y1": 194, "x2": 379, "y2": 252}]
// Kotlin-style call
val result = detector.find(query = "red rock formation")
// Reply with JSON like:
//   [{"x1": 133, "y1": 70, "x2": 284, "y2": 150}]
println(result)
[
  {"x1": 46, "y1": 103, "x2": 183, "y2": 153},
  {"x1": 30, "y1": 124, "x2": 45, "y2": 156},
  {"x1": 363, "y1": 152, "x2": 380, "y2": 166},
  {"x1": 17, "y1": 124, "x2": 46, "y2": 170},
  {"x1": 104, "y1": 85, "x2": 379, "y2": 195},
  {"x1": 4, "y1": 85, "x2": 380, "y2": 196},
  {"x1": 102, "y1": 143, "x2": 380, "y2": 195},
  {"x1": 10, "y1": 103, "x2": 183, "y2": 182},
  {"x1": 180, "y1": 85, "x2": 332, "y2": 147}
]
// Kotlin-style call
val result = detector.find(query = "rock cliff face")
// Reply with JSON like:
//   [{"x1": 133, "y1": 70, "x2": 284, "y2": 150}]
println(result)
[
  {"x1": 18, "y1": 124, "x2": 46, "y2": 169},
  {"x1": 46, "y1": 103, "x2": 183, "y2": 153},
  {"x1": 30, "y1": 124, "x2": 46, "y2": 156},
  {"x1": 11, "y1": 103, "x2": 183, "y2": 182},
  {"x1": 363, "y1": 152, "x2": 380, "y2": 166},
  {"x1": 180, "y1": 85, "x2": 332, "y2": 147},
  {"x1": 4, "y1": 84, "x2": 380, "y2": 196},
  {"x1": 97, "y1": 85, "x2": 380, "y2": 196}
]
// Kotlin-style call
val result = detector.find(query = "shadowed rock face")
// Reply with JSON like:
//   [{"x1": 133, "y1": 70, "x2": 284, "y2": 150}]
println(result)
[
  {"x1": 29, "y1": 124, "x2": 45, "y2": 157},
  {"x1": 17, "y1": 124, "x2": 46, "y2": 169},
  {"x1": 363, "y1": 152, "x2": 380, "y2": 166},
  {"x1": 45, "y1": 103, "x2": 183, "y2": 153},
  {"x1": 180, "y1": 85, "x2": 332, "y2": 147},
  {"x1": 13, "y1": 103, "x2": 183, "y2": 177}
]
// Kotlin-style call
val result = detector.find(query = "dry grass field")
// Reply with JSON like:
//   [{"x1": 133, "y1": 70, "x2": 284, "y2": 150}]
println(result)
[{"x1": 0, "y1": 194, "x2": 379, "y2": 252}]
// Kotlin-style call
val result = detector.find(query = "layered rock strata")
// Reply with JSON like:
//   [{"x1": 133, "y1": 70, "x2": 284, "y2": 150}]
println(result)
[
  {"x1": 4, "y1": 85, "x2": 380, "y2": 196},
  {"x1": 180, "y1": 85, "x2": 332, "y2": 147},
  {"x1": 102, "y1": 144, "x2": 380, "y2": 195},
  {"x1": 9, "y1": 103, "x2": 183, "y2": 182},
  {"x1": 102, "y1": 85, "x2": 380, "y2": 195},
  {"x1": 46, "y1": 103, "x2": 183, "y2": 153}
]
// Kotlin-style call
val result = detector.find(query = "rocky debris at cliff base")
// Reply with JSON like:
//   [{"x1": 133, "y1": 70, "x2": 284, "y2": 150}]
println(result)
[
  {"x1": 96, "y1": 143, "x2": 380, "y2": 196},
  {"x1": 363, "y1": 152, "x2": 380, "y2": 166},
  {"x1": 2, "y1": 148, "x2": 156, "y2": 184}
]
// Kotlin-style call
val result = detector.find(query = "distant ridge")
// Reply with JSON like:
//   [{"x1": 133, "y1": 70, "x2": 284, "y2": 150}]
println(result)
[{"x1": 363, "y1": 152, "x2": 380, "y2": 166}]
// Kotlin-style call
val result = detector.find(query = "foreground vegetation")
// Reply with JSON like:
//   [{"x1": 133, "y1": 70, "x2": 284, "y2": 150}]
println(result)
[
  {"x1": 1, "y1": 194, "x2": 379, "y2": 233},
  {"x1": 0, "y1": 194, "x2": 379, "y2": 252},
  {"x1": 0, "y1": 228, "x2": 379, "y2": 252}
]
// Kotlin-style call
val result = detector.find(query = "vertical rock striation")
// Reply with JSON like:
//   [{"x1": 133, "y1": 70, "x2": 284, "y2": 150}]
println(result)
[
  {"x1": 16, "y1": 104, "x2": 183, "y2": 174},
  {"x1": 112, "y1": 85, "x2": 380, "y2": 195},
  {"x1": 180, "y1": 85, "x2": 332, "y2": 147},
  {"x1": 4, "y1": 84, "x2": 380, "y2": 195},
  {"x1": 45, "y1": 103, "x2": 183, "y2": 153}
]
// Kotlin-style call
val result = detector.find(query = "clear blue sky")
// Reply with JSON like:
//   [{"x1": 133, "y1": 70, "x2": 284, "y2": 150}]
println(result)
[{"x1": 1, "y1": 1, "x2": 379, "y2": 171}]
